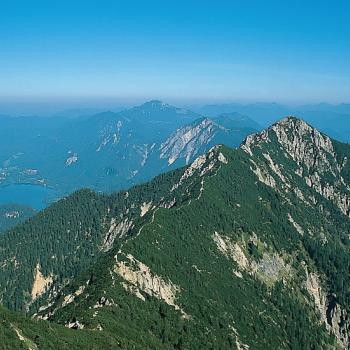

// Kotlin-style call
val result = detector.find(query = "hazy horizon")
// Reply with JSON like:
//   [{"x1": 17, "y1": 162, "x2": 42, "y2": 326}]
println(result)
[
  {"x1": 1, "y1": 97, "x2": 350, "y2": 117},
  {"x1": 1, "y1": 1, "x2": 350, "y2": 108}
]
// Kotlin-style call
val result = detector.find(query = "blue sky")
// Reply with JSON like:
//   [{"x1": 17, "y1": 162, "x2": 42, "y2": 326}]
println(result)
[{"x1": 1, "y1": 0, "x2": 350, "y2": 104}]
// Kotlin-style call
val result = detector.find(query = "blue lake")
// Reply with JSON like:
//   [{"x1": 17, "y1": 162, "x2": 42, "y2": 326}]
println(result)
[{"x1": 0, "y1": 184, "x2": 57, "y2": 210}]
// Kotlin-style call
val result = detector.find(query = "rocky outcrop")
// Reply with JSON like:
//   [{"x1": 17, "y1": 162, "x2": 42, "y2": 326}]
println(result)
[
  {"x1": 229, "y1": 325, "x2": 250, "y2": 350},
  {"x1": 218, "y1": 152, "x2": 228, "y2": 164},
  {"x1": 114, "y1": 253, "x2": 183, "y2": 313},
  {"x1": 241, "y1": 117, "x2": 350, "y2": 216},
  {"x1": 287, "y1": 213, "x2": 304, "y2": 235},
  {"x1": 212, "y1": 232, "x2": 290, "y2": 285},
  {"x1": 11, "y1": 324, "x2": 38, "y2": 350},
  {"x1": 249, "y1": 159, "x2": 277, "y2": 189},
  {"x1": 212, "y1": 232, "x2": 248, "y2": 270},
  {"x1": 160, "y1": 118, "x2": 224, "y2": 165},
  {"x1": 96, "y1": 120, "x2": 122, "y2": 152},
  {"x1": 304, "y1": 268, "x2": 350, "y2": 349},
  {"x1": 171, "y1": 145, "x2": 228, "y2": 192},
  {"x1": 171, "y1": 154, "x2": 207, "y2": 191},
  {"x1": 31, "y1": 263, "x2": 53, "y2": 300},
  {"x1": 101, "y1": 218, "x2": 133, "y2": 251},
  {"x1": 65, "y1": 320, "x2": 84, "y2": 330},
  {"x1": 140, "y1": 202, "x2": 152, "y2": 217},
  {"x1": 270, "y1": 117, "x2": 337, "y2": 175},
  {"x1": 65, "y1": 152, "x2": 78, "y2": 166}
]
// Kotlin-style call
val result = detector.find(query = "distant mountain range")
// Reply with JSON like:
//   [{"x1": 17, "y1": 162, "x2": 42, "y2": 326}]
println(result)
[
  {"x1": 0, "y1": 101, "x2": 259, "y2": 209},
  {"x1": 0, "y1": 118, "x2": 350, "y2": 348},
  {"x1": 1, "y1": 99, "x2": 350, "y2": 231},
  {"x1": 195, "y1": 102, "x2": 350, "y2": 142}
]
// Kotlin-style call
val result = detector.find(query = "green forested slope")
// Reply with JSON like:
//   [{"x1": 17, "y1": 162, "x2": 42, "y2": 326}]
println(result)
[
  {"x1": 1, "y1": 117, "x2": 350, "y2": 349},
  {"x1": 45, "y1": 143, "x2": 345, "y2": 349},
  {"x1": 0, "y1": 305, "x2": 151, "y2": 349},
  {"x1": 0, "y1": 166, "x2": 189, "y2": 313}
]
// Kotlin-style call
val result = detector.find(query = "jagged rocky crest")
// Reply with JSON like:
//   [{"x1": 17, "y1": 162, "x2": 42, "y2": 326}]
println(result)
[
  {"x1": 241, "y1": 116, "x2": 350, "y2": 347},
  {"x1": 241, "y1": 116, "x2": 350, "y2": 216}
]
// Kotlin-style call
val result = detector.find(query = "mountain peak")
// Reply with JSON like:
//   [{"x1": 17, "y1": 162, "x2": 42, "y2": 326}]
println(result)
[
  {"x1": 241, "y1": 116, "x2": 320, "y2": 154},
  {"x1": 272, "y1": 115, "x2": 308, "y2": 128},
  {"x1": 240, "y1": 115, "x2": 350, "y2": 216},
  {"x1": 3, "y1": 112, "x2": 350, "y2": 348},
  {"x1": 138, "y1": 100, "x2": 171, "y2": 109}
]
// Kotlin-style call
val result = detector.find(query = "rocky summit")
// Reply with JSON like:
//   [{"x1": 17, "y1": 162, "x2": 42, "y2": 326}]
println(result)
[{"x1": 1, "y1": 117, "x2": 350, "y2": 349}]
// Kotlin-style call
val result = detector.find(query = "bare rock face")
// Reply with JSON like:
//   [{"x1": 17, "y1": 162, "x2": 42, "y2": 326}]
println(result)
[
  {"x1": 170, "y1": 145, "x2": 229, "y2": 196},
  {"x1": 65, "y1": 319, "x2": 84, "y2": 330},
  {"x1": 212, "y1": 232, "x2": 249, "y2": 270},
  {"x1": 114, "y1": 253, "x2": 184, "y2": 314},
  {"x1": 140, "y1": 201, "x2": 152, "y2": 217},
  {"x1": 271, "y1": 117, "x2": 335, "y2": 170},
  {"x1": 96, "y1": 120, "x2": 123, "y2": 152},
  {"x1": 160, "y1": 118, "x2": 224, "y2": 165},
  {"x1": 241, "y1": 116, "x2": 350, "y2": 217},
  {"x1": 101, "y1": 218, "x2": 134, "y2": 251},
  {"x1": 328, "y1": 302, "x2": 350, "y2": 349},
  {"x1": 31, "y1": 263, "x2": 53, "y2": 301},
  {"x1": 65, "y1": 152, "x2": 78, "y2": 166},
  {"x1": 212, "y1": 232, "x2": 290, "y2": 286},
  {"x1": 304, "y1": 269, "x2": 350, "y2": 349}
]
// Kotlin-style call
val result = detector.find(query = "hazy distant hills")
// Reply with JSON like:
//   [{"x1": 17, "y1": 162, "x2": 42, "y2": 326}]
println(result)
[
  {"x1": 195, "y1": 102, "x2": 350, "y2": 143},
  {"x1": 1, "y1": 118, "x2": 350, "y2": 348},
  {"x1": 0, "y1": 101, "x2": 258, "y2": 205},
  {"x1": 195, "y1": 102, "x2": 292, "y2": 126},
  {"x1": 1, "y1": 99, "x2": 350, "y2": 219}
]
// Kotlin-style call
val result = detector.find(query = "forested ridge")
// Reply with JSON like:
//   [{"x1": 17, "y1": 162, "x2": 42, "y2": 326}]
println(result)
[{"x1": 0, "y1": 117, "x2": 350, "y2": 349}]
